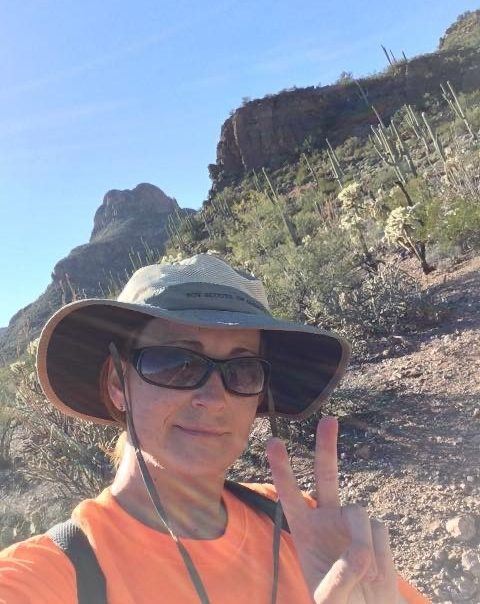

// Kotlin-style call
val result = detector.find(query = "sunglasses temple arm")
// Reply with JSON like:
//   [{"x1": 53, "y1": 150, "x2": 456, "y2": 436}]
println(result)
[{"x1": 107, "y1": 343, "x2": 211, "y2": 604}]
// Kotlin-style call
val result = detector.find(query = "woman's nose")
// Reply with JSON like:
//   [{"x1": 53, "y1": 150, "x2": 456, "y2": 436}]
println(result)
[{"x1": 190, "y1": 368, "x2": 227, "y2": 411}]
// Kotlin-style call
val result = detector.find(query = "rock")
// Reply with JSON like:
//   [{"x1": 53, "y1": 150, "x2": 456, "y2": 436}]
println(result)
[
  {"x1": 434, "y1": 585, "x2": 454, "y2": 600},
  {"x1": 355, "y1": 444, "x2": 371, "y2": 460},
  {"x1": 462, "y1": 551, "x2": 480, "y2": 577},
  {"x1": 446, "y1": 515, "x2": 476, "y2": 541},
  {"x1": 433, "y1": 549, "x2": 448, "y2": 562},
  {"x1": 473, "y1": 408, "x2": 480, "y2": 419},
  {"x1": 403, "y1": 369, "x2": 423, "y2": 378},
  {"x1": 378, "y1": 511, "x2": 398, "y2": 521},
  {"x1": 451, "y1": 576, "x2": 477, "y2": 600},
  {"x1": 90, "y1": 183, "x2": 177, "y2": 241}
]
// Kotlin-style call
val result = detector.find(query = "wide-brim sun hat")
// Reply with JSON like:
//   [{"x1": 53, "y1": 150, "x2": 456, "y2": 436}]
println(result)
[{"x1": 37, "y1": 254, "x2": 351, "y2": 424}]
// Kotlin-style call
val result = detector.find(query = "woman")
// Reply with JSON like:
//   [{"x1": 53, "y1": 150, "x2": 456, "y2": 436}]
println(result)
[{"x1": 0, "y1": 254, "x2": 429, "y2": 603}]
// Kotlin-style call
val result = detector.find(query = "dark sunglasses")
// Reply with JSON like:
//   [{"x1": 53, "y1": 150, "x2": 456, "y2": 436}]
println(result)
[{"x1": 130, "y1": 346, "x2": 271, "y2": 397}]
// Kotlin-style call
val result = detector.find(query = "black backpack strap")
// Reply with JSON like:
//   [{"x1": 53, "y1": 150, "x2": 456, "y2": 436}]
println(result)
[
  {"x1": 47, "y1": 519, "x2": 107, "y2": 604},
  {"x1": 224, "y1": 480, "x2": 290, "y2": 532}
]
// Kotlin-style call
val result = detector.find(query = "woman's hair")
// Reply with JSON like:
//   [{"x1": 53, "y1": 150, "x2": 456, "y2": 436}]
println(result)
[
  {"x1": 100, "y1": 321, "x2": 152, "y2": 469},
  {"x1": 99, "y1": 357, "x2": 128, "y2": 470}
]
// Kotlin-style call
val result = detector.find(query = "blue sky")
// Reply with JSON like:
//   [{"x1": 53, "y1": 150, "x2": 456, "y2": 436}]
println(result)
[{"x1": 0, "y1": 0, "x2": 478, "y2": 327}]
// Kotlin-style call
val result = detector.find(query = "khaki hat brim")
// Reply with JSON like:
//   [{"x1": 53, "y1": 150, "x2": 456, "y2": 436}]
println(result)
[{"x1": 37, "y1": 298, "x2": 351, "y2": 424}]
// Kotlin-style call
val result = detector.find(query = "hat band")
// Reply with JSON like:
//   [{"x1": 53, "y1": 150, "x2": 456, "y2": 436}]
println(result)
[{"x1": 142, "y1": 282, "x2": 270, "y2": 315}]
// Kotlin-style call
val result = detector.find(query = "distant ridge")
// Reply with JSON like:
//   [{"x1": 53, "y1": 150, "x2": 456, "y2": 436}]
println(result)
[
  {"x1": 209, "y1": 11, "x2": 480, "y2": 191},
  {"x1": 0, "y1": 183, "x2": 192, "y2": 363}
]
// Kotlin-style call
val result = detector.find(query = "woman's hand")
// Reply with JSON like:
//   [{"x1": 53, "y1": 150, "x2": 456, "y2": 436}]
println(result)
[{"x1": 266, "y1": 417, "x2": 400, "y2": 604}]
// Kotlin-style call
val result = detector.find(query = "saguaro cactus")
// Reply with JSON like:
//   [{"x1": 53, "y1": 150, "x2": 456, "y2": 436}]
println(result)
[
  {"x1": 441, "y1": 81, "x2": 476, "y2": 140},
  {"x1": 261, "y1": 168, "x2": 301, "y2": 246},
  {"x1": 326, "y1": 139, "x2": 345, "y2": 186}
]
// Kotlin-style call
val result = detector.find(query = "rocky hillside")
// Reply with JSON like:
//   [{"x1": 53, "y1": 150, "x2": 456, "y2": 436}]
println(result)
[
  {"x1": 440, "y1": 10, "x2": 480, "y2": 51},
  {"x1": 0, "y1": 183, "x2": 190, "y2": 362},
  {"x1": 209, "y1": 11, "x2": 480, "y2": 190}
]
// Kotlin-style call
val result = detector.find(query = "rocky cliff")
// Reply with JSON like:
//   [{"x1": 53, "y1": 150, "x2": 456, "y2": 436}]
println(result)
[
  {"x1": 0, "y1": 183, "x2": 188, "y2": 362},
  {"x1": 210, "y1": 18, "x2": 480, "y2": 189},
  {"x1": 440, "y1": 10, "x2": 480, "y2": 51}
]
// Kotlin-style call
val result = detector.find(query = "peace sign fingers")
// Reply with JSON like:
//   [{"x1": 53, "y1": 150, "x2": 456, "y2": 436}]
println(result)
[
  {"x1": 266, "y1": 437, "x2": 307, "y2": 521},
  {"x1": 314, "y1": 416, "x2": 341, "y2": 508}
]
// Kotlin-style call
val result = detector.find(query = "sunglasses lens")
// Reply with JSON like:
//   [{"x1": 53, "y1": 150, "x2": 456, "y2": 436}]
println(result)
[
  {"x1": 138, "y1": 348, "x2": 206, "y2": 388},
  {"x1": 223, "y1": 358, "x2": 266, "y2": 395},
  {"x1": 135, "y1": 347, "x2": 268, "y2": 395}
]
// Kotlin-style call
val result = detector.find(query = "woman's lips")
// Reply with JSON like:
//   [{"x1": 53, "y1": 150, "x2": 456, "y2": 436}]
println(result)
[{"x1": 175, "y1": 426, "x2": 227, "y2": 437}]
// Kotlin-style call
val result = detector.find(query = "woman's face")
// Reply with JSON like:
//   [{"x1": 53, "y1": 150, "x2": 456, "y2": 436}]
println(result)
[{"x1": 112, "y1": 319, "x2": 262, "y2": 478}]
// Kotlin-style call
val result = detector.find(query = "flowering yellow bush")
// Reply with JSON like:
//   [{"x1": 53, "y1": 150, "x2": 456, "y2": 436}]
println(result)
[
  {"x1": 340, "y1": 213, "x2": 364, "y2": 232},
  {"x1": 337, "y1": 182, "x2": 361, "y2": 209},
  {"x1": 160, "y1": 252, "x2": 186, "y2": 265},
  {"x1": 384, "y1": 206, "x2": 419, "y2": 245}
]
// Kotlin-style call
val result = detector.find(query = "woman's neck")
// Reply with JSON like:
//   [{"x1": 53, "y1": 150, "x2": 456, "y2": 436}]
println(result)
[{"x1": 110, "y1": 448, "x2": 228, "y2": 539}]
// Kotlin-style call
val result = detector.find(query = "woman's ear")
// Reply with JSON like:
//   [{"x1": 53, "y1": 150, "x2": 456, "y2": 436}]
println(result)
[{"x1": 106, "y1": 355, "x2": 127, "y2": 411}]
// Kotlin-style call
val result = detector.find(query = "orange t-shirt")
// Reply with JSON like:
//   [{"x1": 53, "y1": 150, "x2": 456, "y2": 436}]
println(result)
[{"x1": 0, "y1": 484, "x2": 429, "y2": 603}]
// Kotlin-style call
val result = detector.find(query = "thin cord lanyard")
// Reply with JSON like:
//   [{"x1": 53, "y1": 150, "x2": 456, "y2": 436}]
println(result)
[
  {"x1": 109, "y1": 343, "x2": 283, "y2": 604},
  {"x1": 268, "y1": 393, "x2": 283, "y2": 604}
]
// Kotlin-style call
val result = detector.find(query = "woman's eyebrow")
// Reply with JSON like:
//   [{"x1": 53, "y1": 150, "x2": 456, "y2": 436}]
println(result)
[
  {"x1": 160, "y1": 338, "x2": 203, "y2": 349},
  {"x1": 162, "y1": 339, "x2": 258, "y2": 355}
]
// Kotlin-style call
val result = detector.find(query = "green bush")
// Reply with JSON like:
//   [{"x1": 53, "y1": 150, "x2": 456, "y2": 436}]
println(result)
[{"x1": 8, "y1": 340, "x2": 119, "y2": 498}]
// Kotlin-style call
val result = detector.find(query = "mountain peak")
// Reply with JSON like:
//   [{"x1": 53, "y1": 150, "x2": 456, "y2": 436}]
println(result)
[{"x1": 91, "y1": 182, "x2": 178, "y2": 241}]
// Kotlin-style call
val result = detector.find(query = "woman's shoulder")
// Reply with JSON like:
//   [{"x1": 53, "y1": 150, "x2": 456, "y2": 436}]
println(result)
[
  {"x1": 237, "y1": 482, "x2": 277, "y2": 498},
  {"x1": 0, "y1": 533, "x2": 77, "y2": 603},
  {"x1": 0, "y1": 532, "x2": 71, "y2": 566}
]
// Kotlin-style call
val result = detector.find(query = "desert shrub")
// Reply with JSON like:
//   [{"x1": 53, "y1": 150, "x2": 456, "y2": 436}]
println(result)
[
  {"x1": 294, "y1": 161, "x2": 310, "y2": 186},
  {"x1": 0, "y1": 508, "x2": 36, "y2": 549},
  {"x1": 0, "y1": 406, "x2": 18, "y2": 470},
  {"x1": 459, "y1": 89, "x2": 480, "y2": 131},
  {"x1": 335, "y1": 136, "x2": 363, "y2": 161},
  {"x1": 297, "y1": 258, "x2": 434, "y2": 357},
  {"x1": 9, "y1": 340, "x2": 119, "y2": 497},
  {"x1": 421, "y1": 147, "x2": 480, "y2": 254},
  {"x1": 228, "y1": 210, "x2": 432, "y2": 359},
  {"x1": 227, "y1": 191, "x2": 291, "y2": 261},
  {"x1": 0, "y1": 368, "x2": 18, "y2": 469}
]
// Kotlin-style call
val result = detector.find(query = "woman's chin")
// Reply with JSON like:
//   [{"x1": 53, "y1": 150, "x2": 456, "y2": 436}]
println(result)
[{"x1": 144, "y1": 448, "x2": 235, "y2": 478}]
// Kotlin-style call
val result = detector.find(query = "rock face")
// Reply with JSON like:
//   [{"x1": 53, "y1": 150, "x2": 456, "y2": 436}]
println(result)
[
  {"x1": 210, "y1": 44, "x2": 480, "y2": 189},
  {"x1": 0, "y1": 183, "x2": 187, "y2": 362},
  {"x1": 51, "y1": 183, "x2": 179, "y2": 293},
  {"x1": 90, "y1": 183, "x2": 177, "y2": 241},
  {"x1": 440, "y1": 9, "x2": 480, "y2": 51}
]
